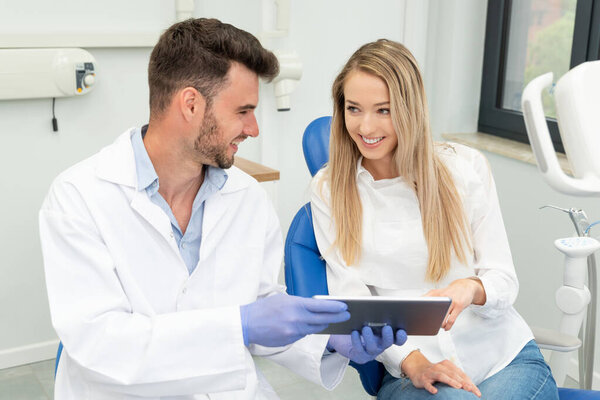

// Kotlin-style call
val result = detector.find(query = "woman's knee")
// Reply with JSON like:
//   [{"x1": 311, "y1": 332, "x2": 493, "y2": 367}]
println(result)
[
  {"x1": 477, "y1": 341, "x2": 558, "y2": 400},
  {"x1": 378, "y1": 380, "x2": 479, "y2": 400},
  {"x1": 434, "y1": 385, "x2": 481, "y2": 400}
]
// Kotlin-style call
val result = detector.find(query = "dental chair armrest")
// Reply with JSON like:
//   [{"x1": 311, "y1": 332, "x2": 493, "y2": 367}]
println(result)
[{"x1": 531, "y1": 326, "x2": 582, "y2": 352}]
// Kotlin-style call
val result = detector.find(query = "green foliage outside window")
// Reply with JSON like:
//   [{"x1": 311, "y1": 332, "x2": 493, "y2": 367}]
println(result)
[{"x1": 523, "y1": 0, "x2": 576, "y2": 118}]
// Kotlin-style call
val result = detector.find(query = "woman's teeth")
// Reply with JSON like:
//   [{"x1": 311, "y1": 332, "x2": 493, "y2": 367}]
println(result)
[{"x1": 361, "y1": 135, "x2": 383, "y2": 145}]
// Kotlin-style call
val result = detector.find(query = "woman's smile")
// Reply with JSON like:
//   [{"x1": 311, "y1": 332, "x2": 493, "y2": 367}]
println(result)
[{"x1": 359, "y1": 134, "x2": 385, "y2": 146}]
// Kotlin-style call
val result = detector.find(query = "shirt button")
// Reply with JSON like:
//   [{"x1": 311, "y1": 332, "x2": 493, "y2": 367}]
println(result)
[
  {"x1": 182, "y1": 287, "x2": 187, "y2": 294},
  {"x1": 181, "y1": 242, "x2": 186, "y2": 249},
  {"x1": 169, "y1": 232, "x2": 174, "y2": 238},
  {"x1": 152, "y1": 181, "x2": 157, "y2": 187}
]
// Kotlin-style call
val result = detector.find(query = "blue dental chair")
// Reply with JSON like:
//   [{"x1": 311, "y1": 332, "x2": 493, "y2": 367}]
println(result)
[{"x1": 283, "y1": 116, "x2": 600, "y2": 399}]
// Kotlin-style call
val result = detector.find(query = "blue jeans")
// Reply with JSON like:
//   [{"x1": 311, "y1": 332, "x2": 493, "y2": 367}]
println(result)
[{"x1": 377, "y1": 340, "x2": 558, "y2": 400}]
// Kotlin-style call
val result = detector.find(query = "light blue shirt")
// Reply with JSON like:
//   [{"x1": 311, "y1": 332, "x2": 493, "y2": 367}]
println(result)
[{"x1": 131, "y1": 126, "x2": 228, "y2": 274}]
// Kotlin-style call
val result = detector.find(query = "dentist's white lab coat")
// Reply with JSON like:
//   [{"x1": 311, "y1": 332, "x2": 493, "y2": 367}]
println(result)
[{"x1": 39, "y1": 129, "x2": 348, "y2": 399}]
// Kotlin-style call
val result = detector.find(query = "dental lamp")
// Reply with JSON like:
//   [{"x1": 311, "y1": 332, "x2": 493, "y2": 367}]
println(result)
[
  {"x1": 522, "y1": 61, "x2": 600, "y2": 196},
  {"x1": 272, "y1": 51, "x2": 302, "y2": 111}
]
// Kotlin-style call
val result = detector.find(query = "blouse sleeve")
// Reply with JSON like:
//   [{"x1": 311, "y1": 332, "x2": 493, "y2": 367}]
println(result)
[{"x1": 464, "y1": 148, "x2": 520, "y2": 318}]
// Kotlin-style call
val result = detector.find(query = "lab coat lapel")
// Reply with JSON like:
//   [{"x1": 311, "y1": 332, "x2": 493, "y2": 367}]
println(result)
[
  {"x1": 130, "y1": 190, "x2": 175, "y2": 247},
  {"x1": 96, "y1": 128, "x2": 180, "y2": 255},
  {"x1": 201, "y1": 166, "x2": 249, "y2": 245},
  {"x1": 202, "y1": 191, "x2": 226, "y2": 247}
]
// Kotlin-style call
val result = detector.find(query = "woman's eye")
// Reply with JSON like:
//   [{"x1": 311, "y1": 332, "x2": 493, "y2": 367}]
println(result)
[
  {"x1": 346, "y1": 106, "x2": 359, "y2": 113},
  {"x1": 379, "y1": 108, "x2": 390, "y2": 115}
]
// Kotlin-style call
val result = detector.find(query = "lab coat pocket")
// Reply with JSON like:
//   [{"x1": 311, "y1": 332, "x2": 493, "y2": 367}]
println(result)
[
  {"x1": 215, "y1": 245, "x2": 263, "y2": 301},
  {"x1": 88, "y1": 390, "x2": 159, "y2": 400}
]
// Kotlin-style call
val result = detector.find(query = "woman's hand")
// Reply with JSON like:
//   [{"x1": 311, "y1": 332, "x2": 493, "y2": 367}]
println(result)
[
  {"x1": 425, "y1": 278, "x2": 486, "y2": 330},
  {"x1": 402, "y1": 350, "x2": 481, "y2": 397}
]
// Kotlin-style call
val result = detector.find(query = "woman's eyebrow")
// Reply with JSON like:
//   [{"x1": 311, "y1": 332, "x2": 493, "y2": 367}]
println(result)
[{"x1": 346, "y1": 99, "x2": 390, "y2": 106}]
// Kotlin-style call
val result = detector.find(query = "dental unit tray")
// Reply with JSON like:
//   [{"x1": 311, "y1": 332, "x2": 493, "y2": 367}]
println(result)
[{"x1": 313, "y1": 295, "x2": 451, "y2": 335}]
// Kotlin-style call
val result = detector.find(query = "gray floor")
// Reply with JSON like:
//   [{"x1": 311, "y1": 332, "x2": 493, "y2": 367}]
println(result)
[
  {"x1": 0, "y1": 357, "x2": 581, "y2": 400},
  {"x1": 0, "y1": 357, "x2": 367, "y2": 400},
  {"x1": 0, "y1": 359, "x2": 54, "y2": 400}
]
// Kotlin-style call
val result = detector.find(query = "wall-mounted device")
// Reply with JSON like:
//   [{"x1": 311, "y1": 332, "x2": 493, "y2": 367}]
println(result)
[
  {"x1": 260, "y1": 0, "x2": 290, "y2": 40},
  {"x1": 260, "y1": 0, "x2": 302, "y2": 111},
  {"x1": 272, "y1": 51, "x2": 302, "y2": 111},
  {"x1": 0, "y1": 48, "x2": 97, "y2": 100}
]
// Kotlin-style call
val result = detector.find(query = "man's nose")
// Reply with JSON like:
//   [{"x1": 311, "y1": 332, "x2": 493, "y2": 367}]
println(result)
[{"x1": 243, "y1": 114, "x2": 259, "y2": 138}]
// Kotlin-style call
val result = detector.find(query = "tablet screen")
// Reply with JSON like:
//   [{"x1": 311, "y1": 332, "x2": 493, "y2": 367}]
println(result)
[{"x1": 313, "y1": 295, "x2": 451, "y2": 335}]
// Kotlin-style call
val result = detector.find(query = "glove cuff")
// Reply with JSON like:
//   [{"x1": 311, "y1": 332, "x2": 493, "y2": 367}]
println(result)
[{"x1": 325, "y1": 336, "x2": 336, "y2": 353}]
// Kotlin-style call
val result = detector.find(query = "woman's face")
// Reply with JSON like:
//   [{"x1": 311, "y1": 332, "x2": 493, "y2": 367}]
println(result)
[{"x1": 343, "y1": 70, "x2": 398, "y2": 178}]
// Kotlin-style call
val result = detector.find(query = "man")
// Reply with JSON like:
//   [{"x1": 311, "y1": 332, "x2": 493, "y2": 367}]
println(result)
[{"x1": 39, "y1": 18, "x2": 405, "y2": 399}]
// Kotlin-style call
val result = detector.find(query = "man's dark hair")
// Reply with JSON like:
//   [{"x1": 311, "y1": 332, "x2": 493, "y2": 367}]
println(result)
[{"x1": 148, "y1": 18, "x2": 279, "y2": 117}]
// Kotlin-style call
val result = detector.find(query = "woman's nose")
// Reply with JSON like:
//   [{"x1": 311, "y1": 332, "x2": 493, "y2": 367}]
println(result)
[{"x1": 359, "y1": 114, "x2": 376, "y2": 136}]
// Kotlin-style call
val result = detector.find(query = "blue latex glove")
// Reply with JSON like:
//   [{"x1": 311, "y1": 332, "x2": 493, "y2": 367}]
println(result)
[
  {"x1": 327, "y1": 325, "x2": 407, "y2": 364},
  {"x1": 240, "y1": 293, "x2": 350, "y2": 347}
]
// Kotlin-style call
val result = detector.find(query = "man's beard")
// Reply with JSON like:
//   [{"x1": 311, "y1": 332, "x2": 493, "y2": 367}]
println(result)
[{"x1": 193, "y1": 110, "x2": 235, "y2": 169}]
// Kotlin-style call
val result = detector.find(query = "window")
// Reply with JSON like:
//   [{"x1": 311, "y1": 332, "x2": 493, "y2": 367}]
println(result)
[{"x1": 479, "y1": 0, "x2": 600, "y2": 153}]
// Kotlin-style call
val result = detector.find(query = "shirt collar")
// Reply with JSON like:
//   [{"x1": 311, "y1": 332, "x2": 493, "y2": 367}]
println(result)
[
  {"x1": 131, "y1": 125, "x2": 159, "y2": 192},
  {"x1": 356, "y1": 156, "x2": 371, "y2": 179},
  {"x1": 355, "y1": 156, "x2": 404, "y2": 186},
  {"x1": 131, "y1": 125, "x2": 228, "y2": 193},
  {"x1": 204, "y1": 164, "x2": 228, "y2": 191}
]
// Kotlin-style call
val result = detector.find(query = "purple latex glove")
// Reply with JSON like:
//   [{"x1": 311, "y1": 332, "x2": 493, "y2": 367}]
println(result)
[
  {"x1": 327, "y1": 325, "x2": 407, "y2": 364},
  {"x1": 241, "y1": 293, "x2": 350, "y2": 347}
]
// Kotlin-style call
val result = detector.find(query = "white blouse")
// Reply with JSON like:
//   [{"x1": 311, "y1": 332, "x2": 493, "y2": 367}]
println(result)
[{"x1": 310, "y1": 143, "x2": 533, "y2": 385}]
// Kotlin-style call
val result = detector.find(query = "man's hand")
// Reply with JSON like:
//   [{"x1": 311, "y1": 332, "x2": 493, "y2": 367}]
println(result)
[
  {"x1": 327, "y1": 326, "x2": 407, "y2": 364},
  {"x1": 240, "y1": 293, "x2": 350, "y2": 347},
  {"x1": 425, "y1": 278, "x2": 486, "y2": 330},
  {"x1": 402, "y1": 350, "x2": 481, "y2": 397}
]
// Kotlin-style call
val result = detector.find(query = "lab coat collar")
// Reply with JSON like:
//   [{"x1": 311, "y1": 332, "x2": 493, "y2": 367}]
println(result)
[
  {"x1": 95, "y1": 128, "x2": 251, "y2": 193},
  {"x1": 96, "y1": 128, "x2": 138, "y2": 188}
]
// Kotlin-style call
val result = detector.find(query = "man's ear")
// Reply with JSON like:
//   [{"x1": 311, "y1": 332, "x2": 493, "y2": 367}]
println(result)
[{"x1": 179, "y1": 87, "x2": 206, "y2": 123}]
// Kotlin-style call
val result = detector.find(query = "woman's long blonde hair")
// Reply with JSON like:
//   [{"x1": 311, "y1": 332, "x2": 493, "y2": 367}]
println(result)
[{"x1": 327, "y1": 39, "x2": 471, "y2": 282}]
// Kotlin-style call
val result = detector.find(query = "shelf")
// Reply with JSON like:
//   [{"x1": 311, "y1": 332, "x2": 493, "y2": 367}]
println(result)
[{"x1": 234, "y1": 157, "x2": 280, "y2": 182}]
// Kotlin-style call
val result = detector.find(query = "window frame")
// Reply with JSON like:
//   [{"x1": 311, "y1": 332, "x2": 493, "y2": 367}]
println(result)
[{"x1": 478, "y1": 0, "x2": 600, "y2": 153}]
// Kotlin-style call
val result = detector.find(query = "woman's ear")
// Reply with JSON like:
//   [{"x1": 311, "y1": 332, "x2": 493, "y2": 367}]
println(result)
[{"x1": 178, "y1": 87, "x2": 206, "y2": 123}]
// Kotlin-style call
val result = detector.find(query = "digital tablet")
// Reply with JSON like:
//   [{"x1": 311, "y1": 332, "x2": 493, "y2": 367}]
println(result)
[{"x1": 313, "y1": 295, "x2": 451, "y2": 335}]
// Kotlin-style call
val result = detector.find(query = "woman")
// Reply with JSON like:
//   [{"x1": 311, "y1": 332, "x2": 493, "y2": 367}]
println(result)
[{"x1": 310, "y1": 39, "x2": 558, "y2": 399}]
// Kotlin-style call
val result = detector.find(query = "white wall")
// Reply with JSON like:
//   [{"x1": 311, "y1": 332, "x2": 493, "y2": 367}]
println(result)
[
  {"x1": 426, "y1": 0, "x2": 600, "y2": 387},
  {"x1": 0, "y1": 0, "x2": 412, "y2": 369},
  {"x1": 0, "y1": 0, "x2": 172, "y2": 368}
]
